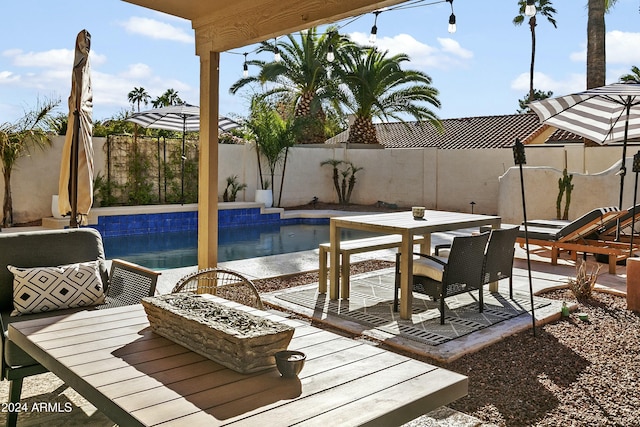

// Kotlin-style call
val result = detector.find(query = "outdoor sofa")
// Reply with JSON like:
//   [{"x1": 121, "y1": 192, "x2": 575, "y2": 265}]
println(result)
[{"x1": 0, "y1": 228, "x2": 159, "y2": 427}]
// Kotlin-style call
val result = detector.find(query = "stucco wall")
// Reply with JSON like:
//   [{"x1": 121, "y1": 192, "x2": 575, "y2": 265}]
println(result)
[{"x1": 1, "y1": 134, "x2": 637, "y2": 225}]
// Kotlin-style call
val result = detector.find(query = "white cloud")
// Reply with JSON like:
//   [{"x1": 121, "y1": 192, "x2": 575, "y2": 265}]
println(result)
[
  {"x1": 0, "y1": 71, "x2": 20, "y2": 84},
  {"x1": 570, "y1": 30, "x2": 640, "y2": 64},
  {"x1": 511, "y1": 71, "x2": 585, "y2": 96},
  {"x1": 437, "y1": 38, "x2": 473, "y2": 59},
  {"x1": 119, "y1": 17, "x2": 194, "y2": 43},
  {"x1": 2, "y1": 48, "x2": 106, "y2": 70},
  {"x1": 121, "y1": 63, "x2": 153, "y2": 79},
  {"x1": 347, "y1": 31, "x2": 473, "y2": 70},
  {"x1": 607, "y1": 31, "x2": 640, "y2": 64}
]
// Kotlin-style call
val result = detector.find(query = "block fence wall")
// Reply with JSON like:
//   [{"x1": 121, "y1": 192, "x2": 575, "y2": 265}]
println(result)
[{"x1": 3, "y1": 135, "x2": 635, "y2": 225}]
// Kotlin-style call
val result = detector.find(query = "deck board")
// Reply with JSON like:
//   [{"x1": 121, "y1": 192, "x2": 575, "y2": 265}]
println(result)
[{"x1": 9, "y1": 298, "x2": 467, "y2": 426}]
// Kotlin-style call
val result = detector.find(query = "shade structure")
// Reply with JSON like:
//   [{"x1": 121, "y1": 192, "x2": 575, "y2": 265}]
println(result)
[
  {"x1": 127, "y1": 105, "x2": 240, "y2": 202},
  {"x1": 58, "y1": 29, "x2": 94, "y2": 227},
  {"x1": 528, "y1": 82, "x2": 640, "y2": 211},
  {"x1": 127, "y1": 105, "x2": 240, "y2": 133}
]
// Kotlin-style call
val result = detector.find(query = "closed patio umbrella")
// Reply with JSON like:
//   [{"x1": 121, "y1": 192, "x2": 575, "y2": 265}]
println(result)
[
  {"x1": 58, "y1": 29, "x2": 94, "y2": 227},
  {"x1": 528, "y1": 82, "x2": 640, "y2": 212}
]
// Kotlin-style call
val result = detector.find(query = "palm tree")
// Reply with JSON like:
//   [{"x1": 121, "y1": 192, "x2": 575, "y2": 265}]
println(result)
[
  {"x1": 513, "y1": 0, "x2": 557, "y2": 103},
  {"x1": 620, "y1": 66, "x2": 640, "y2": 83},
  {"x1": 128, "y1": 87, "x2": 150, "y2": 112},
  {"x1": 230, "y1": 27, "x2": 344, "y2": 144},
  {"x1": 244, "y1": 96, "x2": 296, "y2": 206},
  {"x1": 586, "y1": 0, "x2": 618, "y2": 89},
  {"x1": 0, "y1": 97, "x2": 60, "y2": 226},
  {"x1": 333, "y1": 45, "x2": 443, "y2": 145},
  {"x1": 152, "y1": 89, "x2": 183, "y2": 108}
]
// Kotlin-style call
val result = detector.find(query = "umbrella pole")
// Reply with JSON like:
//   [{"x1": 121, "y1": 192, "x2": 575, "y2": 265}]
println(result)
[
  {"x1": 513, "y1": 139, "x2": 536, "y2": 337},
  {"x1": 631, "y1": 152, "x2": 640, "y2": 254},
  {"x1": 616, "y1": 103, "x2": 632, "y2": 241},
  {"x1": 181, "y1": 116, "x2": 186, "y2": 204},
  {"x1": 69, "y1": 110, "x2": 80, "y2": 228}
]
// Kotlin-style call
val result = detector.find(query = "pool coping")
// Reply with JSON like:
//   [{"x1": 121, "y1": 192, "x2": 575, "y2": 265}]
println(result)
[{"x1": 41, "y1": 203, "x2": 370, "y2": 230}]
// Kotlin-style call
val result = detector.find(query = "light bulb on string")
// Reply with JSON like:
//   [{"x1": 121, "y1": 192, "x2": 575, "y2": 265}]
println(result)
[
  {"x1": 369, "y1": 11, "x2": 381, "y2": 44},
  {"x1": 242, "y1": 52, "x2": 248, "y2": 77},
  {"x1": 327, "y1": 44, "x2": 335, "y2": 62},
  {"x1": 525, "y1": 0, "x2": 537, "y2": 17},
  {"x1": 273, "y1": 38, "x2": 281, "y2": 62},
  {"x1": 446, "y1": 0, "x2": 456, "y2": 33}
]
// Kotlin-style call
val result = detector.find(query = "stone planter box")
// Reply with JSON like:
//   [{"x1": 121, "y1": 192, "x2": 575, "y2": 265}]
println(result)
[{"x1": 141, "y1": 293, "x2": 294, "y2": 373}]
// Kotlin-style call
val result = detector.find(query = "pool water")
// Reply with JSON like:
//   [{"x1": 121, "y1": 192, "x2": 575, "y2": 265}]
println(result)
[{"x1": 102, "y1": 223, "x2": 379, "y2": 270}]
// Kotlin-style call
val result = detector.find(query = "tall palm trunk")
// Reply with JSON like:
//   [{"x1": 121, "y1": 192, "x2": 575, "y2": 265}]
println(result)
[
  {"x1": 528, "y1": 15, "x2": 537, "y2": 103},
  {"x1": 587, "y1": 0, "x2": 606, "y2": 89},
  {"x1": 294, "y1": 91, "x2": 326, "y2": 144},
  {"x1": 347, "y1": 116, "x2": 378, "y2": 145}
]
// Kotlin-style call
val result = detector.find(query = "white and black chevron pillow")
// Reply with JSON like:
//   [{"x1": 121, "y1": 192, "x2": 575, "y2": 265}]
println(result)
[{"x1": 9, "y1": 261, "x2": 106, "y2": 316}]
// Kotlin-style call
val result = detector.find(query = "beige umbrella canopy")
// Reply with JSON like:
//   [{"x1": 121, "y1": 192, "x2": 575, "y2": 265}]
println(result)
[{"x1": 58, "y1": 29, "x2": 94, "y2": 227}]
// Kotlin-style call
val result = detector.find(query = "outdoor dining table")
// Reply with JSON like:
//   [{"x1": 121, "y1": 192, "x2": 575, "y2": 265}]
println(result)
[
  {"x1": 329, "y1": 210, "x2": 502, "y2": 319},
  {"x1": 8, "y1": 297, "x2": 468, "y2": 426}
]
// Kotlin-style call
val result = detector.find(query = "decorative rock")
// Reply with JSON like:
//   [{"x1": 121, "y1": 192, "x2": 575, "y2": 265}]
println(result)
[{"x1": 141, "y1": 293, "x2": 294, "y2": 373}]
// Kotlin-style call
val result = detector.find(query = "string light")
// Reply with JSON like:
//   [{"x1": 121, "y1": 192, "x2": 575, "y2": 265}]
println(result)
[
  {"x1": 369, "y1": 10, "x2": 381, "y2": 44},
  {"x1": 230, "y1": 1, "x2": 458, "y2": 71},
  {"x1": 242, "y1": 52, "x2": 248, "y2": 77},
  {"x1": 326, "y1": 31, "x2": 335, "y2": 62},
  {"x1": 273, "y1": 38, "x2": 281, "y2": 62},
  {"x1": 446, "y1": 0, "x2": 456, "y2": 33},
  {"x1": 525, "y1": 0, "x2": 537, "y2": 17},
  {"x1": 327, "y1": 44, "x2": 335, "y2": 62}
]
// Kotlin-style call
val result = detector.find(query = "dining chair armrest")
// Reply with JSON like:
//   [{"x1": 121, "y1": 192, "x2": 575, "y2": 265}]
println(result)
[{"x1": 413, "y1": 252, "x2": 447, "y2": 266}]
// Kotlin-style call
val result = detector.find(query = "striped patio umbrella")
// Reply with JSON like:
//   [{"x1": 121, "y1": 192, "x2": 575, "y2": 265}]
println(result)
[
  {"x1": 528, "y1": 81, "x2": 640, "y2": 211},
  {"x1": 127, "y1": 105, "x2": 240, "y2": 202},
  {"x1": 127, "y1": 104, "x2": 240, "y2": 133}
]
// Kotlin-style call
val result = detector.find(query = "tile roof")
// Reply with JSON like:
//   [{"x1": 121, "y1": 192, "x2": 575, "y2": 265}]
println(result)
[{"x1": 325, "y1": 113, "x2": 586, "y2": 149}]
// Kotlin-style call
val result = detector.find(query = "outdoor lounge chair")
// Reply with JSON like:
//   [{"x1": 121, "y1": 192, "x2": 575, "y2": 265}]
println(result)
[
  {"x1": 393, "y1": 232, "x2": 490, "y2": 325},
  {"x1": 589, "y1": 204, "x2": 640, "y2": 241},
  {"x1": 516, "y1": 206, "x2": 635, "y2": 274},
  {"x1": 172, "y1": 267, "x2": 264, "y2": 310}
]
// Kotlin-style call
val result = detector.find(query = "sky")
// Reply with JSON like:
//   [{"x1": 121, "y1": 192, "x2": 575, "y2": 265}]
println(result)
[{"x1": 1, "y1": 0, "x2": 639, "y2": 125}]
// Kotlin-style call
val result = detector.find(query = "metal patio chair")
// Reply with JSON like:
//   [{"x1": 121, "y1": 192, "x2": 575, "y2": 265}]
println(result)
[
  {"x1": 99, "y1": 259, "x2": 160, "y2": 309},
  {"x1": 393, "y1": 232, "x2": 490, "y2": 325},
  {"x1": 172, "y1": 267, "x2": 264, "y2": 310}
]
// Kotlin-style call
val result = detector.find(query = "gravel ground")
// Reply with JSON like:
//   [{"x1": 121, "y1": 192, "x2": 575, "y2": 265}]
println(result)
[{"x1": 255, "y1": 264, "x2": 640, "y2": 427}]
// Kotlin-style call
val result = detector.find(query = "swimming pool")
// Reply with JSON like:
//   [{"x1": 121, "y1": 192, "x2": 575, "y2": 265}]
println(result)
[{"x1": 102, "y1": 223, "x2": 379, "y2": 269}]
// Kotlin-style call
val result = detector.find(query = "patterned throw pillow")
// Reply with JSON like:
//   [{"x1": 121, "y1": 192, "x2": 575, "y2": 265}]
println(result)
[{"x1": 8, "y1": 261, "x2": 106, "y2": 316}]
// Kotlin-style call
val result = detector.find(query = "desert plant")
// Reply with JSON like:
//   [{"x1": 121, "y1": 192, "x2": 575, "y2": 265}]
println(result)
[
  {"x1": 556, "y1": 168, "x2": 574, "y2": 220},
  {"x1": 567, "y1": 260, "x2": 601, "y2": 300},
  {"x1": 222, "y1": 175, "x2": 247, "y2": 202},
  {"x1": 321, "y1": 159, "x2": 362, "y2": 204}
]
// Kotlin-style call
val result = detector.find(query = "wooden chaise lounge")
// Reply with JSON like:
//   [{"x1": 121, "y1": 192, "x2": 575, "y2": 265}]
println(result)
[{"x1": 516, "y1": 207, "x2": 637, "y2": 274}]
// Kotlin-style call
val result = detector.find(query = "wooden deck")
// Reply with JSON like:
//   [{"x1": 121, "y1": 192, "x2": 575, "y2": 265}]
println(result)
[{"x1": 8, "y1": 298, "x2": 468, "y2": 426}]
